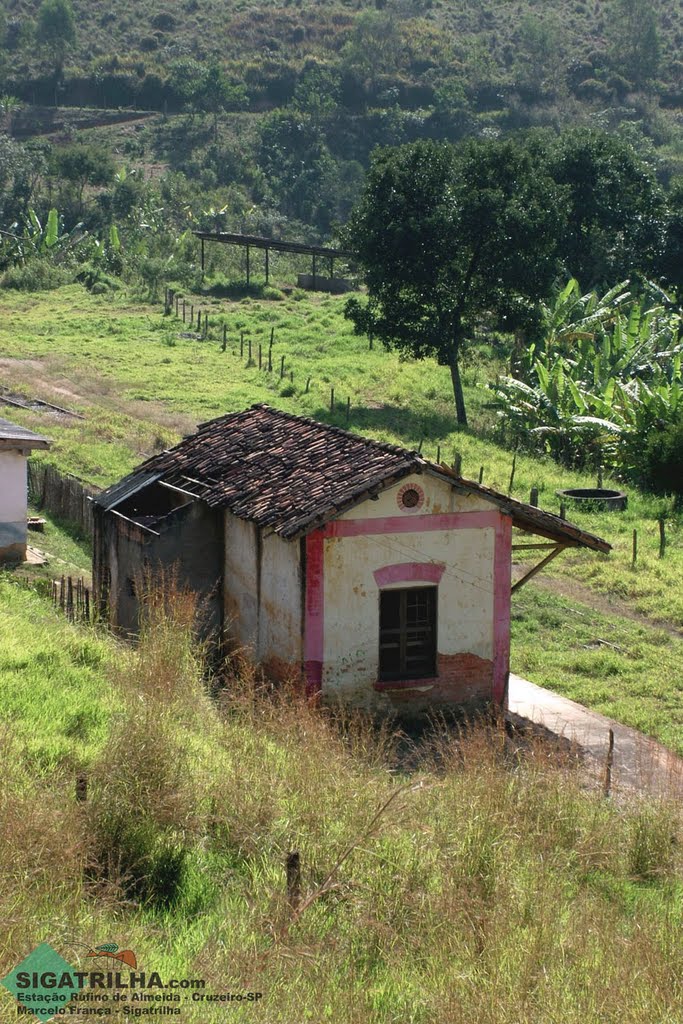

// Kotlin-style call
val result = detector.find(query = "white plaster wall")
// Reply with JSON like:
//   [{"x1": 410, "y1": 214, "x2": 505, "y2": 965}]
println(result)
[
  {"x1": 0, "y1": 449, "x2": 28, "y2": 556},
  {"x1": 224, "y1": 513, "x2": 302, "y2": 674},
  {"x1": 322, "y1": 525, "x2": 495, "y2": 707},
  {"x1": 258, "y1": 532, "x2": 302, "y2": 671},
  {"x1": 0, "y1": 449, "x2": 27, "y2": 523},
  {"x1": 340, "y1": 473, "x2": 491, "y2": 520},
  {"x1": 224, "y1": 513, "x2": 259, "y2": 651}
]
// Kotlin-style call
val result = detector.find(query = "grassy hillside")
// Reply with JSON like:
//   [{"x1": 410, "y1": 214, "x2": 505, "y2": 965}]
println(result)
[
  {"x1": 4, "y1": 283, "x2": 683, "y2": 752},
  {"x1": 7, "y1": 0, "x2": 683, "y2": 109},
  {"x1": 2, "y1": 576, "x2": 683, "y2": 1023}
]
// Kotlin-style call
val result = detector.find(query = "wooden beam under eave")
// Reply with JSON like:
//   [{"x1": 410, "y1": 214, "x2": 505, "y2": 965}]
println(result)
[{"x1": 511, "y1": 545, "x2": 566, "y2": 594}]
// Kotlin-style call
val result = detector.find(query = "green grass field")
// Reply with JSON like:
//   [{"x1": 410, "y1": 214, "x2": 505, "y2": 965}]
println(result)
[
  {"x1": 3, "y1": 282, "x2": 682, "y2": 611},
  {"x1": 2, "y1": 576, "x2": 683, "y2": 1023},
  {"x1": 3, "y1": 282, "x2": 683, "y2": 753}
]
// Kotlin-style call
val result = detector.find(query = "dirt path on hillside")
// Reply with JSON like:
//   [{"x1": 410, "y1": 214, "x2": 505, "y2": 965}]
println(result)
[{"x1": 512, "y1": 562, "x2": 683, "y2": 638}]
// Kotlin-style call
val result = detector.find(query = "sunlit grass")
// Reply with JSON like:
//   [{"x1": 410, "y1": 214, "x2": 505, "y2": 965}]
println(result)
[{"x1": 2, "y1": 580, "x2": 683, "y2": 1023}]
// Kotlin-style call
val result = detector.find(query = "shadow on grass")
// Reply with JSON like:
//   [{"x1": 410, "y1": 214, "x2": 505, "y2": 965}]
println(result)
[
  {"x1": 309, "y1": 402, "x2": 465, "y2": 449},
  {"x1": 198, "y1": 280, "x2": 282, "y2": 301},
  {"x1": 28, "y1": 505, "x2": 93, "y2": 561}
]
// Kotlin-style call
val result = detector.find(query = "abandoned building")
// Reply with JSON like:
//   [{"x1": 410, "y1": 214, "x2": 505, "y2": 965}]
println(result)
[
  {"x1": 0, "y1": 417, "x2": 51, "y2": 564},
  {"x1": 92, "y1": 404, "x2": 610, "y2": 715}
]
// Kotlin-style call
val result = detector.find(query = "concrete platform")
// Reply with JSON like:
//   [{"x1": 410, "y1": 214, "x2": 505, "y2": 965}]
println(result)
[{"x1": 509, "y1": 673, "x2": 683, "y2": 800}]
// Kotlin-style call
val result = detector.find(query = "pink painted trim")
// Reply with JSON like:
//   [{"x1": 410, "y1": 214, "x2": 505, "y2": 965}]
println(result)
[
  {"x1": 373, "y1": 562, "x2": 445, "y2": 587},
  {"x1": 304, "y1": 530, "x2": 325, "y2": 698},
  {"x1": 304, "y1": 508, "x2": 510, "y2": 705},
  {"x1": 324, "y1": 510, "x2": 499, "y2": 538},
  {"x1": 492, "y1": 512, "x2": 512, "y2": 706}
]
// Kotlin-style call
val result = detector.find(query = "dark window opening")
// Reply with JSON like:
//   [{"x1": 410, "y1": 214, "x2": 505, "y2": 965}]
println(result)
[
  {"x1": 379, "y1": 586, "x2": 437, "y2": 681},
  {"x1": 401, "y1": 488, "x2": 421, "y2": 508}
]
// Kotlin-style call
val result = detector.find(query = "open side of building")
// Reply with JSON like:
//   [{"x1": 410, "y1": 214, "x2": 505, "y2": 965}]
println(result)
[{"x1": 92, "y1": 405, "x2": 609, "y2": 717}]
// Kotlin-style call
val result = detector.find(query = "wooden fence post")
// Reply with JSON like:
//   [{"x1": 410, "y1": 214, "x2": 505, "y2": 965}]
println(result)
[
  {"x1": 330, "y1": 387, "x2": 335, "y2": 412},
  {"x1": 659, "y1": 518, "x2": 666, "y2": 559},
  {"x1": 478, "y1": 466, "x2": 484, "y2": 484},
  {"x1": 530, "y1": 486, "x2": 539, "y2": 507},
  {"x1": 632, "y1": 529, "x2": 637, "y2": 567},
  {"x1": 280, "y1": 355, "x2": 285, "y2": 380},
  {"x1": 603, "y1": 729, "x2": 614, "y2": 798},
  {"x1": 508, "y1": 453, "x2": 517, "y2": 495},
  {"x1": 286, "y1": 851, "x2": 301, "y2": 909},
  {"x1": 76, "y1": 772, "x2": 88, "y2": 803}
]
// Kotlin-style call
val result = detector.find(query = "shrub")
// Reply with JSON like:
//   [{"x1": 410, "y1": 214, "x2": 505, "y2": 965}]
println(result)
[
  {"x1": 0, "y1": 259, "x2": 72, "y2": 291},
  {"x1": 636, "y1": 418, "x2": 683, "y2": 503}
]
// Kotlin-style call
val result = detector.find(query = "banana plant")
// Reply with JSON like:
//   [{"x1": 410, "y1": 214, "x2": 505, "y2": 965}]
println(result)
[{"x1": 491, "y1": 277, "x2": 683, "y2": 477}]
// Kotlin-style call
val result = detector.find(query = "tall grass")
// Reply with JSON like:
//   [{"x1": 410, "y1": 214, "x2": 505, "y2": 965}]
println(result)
[{"x1": 2, "y1": 579, "x2": 683, "y2": 1021}]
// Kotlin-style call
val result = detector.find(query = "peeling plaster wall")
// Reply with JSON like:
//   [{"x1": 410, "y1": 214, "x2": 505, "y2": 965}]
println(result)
[
  {"x1": 223, "y1": 513, "x2": 302, "y2": 679},
  {"x1": 224, "y1": 513, "x2": 259, "y2": 648},
  {"x1": 316, "y1": 476, "x2": 504, "y2": 716},
  {"x1": 340, "y1": 473, "x2": 491, "y2": 520},
  {"x1": 258, "y1": 532, "x2": 302, "y2": 680},
  {"x1": 0, "y1": 449, "x2": 28, "y2": 563}
]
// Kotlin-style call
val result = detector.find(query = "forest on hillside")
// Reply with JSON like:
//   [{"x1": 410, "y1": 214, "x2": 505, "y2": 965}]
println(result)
[
  {"x1": 1, "y1": 0, "x2": 682, "y2": 500},
  {"x1": 0, "y1": 0, "x2": 682, "y2": 250}
]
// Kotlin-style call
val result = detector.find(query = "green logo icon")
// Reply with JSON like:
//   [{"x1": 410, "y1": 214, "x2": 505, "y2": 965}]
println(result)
[{"x1": 1, "y1": 942, "x2": 81, "y2": 1020}]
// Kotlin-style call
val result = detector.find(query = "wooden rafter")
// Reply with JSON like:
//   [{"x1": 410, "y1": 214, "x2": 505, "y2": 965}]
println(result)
[{"x1": 511, "y1": 545, "x2": 567, "y2": 594}]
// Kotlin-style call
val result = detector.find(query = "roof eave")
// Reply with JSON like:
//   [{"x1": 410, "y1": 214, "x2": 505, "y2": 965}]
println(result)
[{"x1": 423, "y1": 465, "x2": 611, "y2": 554}]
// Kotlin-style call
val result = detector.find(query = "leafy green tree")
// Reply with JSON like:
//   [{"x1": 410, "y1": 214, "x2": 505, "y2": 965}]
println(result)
[
  {"x1": 0, "y1": 136, "x2": 40, "y2": 226},
  {"x1": 36, "y1": 0, "x2": 76, "y2": 77},
  {"x1": 550, "y1": 129, "x2": 665, "y2": 289},
  {"x1": 512, "y1": 14, "x2": 565, "y2": 99},
  {"x1": 195, "y1": 63, "x2": 246, "y2": 140},
  {"x1": 53, "y1": 144, "x2": 115, "y2": 216},
  {"x1": 341, "y1": 11, "x2": 403, "y2": 83},
  {"x1": 258, "y1": 112, "x2": 339, "y2": 232},
  {"x1": 658, "y1": 179, "x2": 683, "y2": 294},
  {"x1": 344, "y1": 138, "x2": 565, "y2": 425},
  {"x1": 0, "y1": 94, "x2": 20, "y2": 137},
  {"x1": 607, "y1": 0, "x2": 661, "y2": 88}
]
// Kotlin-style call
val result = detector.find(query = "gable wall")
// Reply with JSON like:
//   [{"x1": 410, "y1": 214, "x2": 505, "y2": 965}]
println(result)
[{"x1": 305, "y1": 476, "x2": 512, "y2": 716}]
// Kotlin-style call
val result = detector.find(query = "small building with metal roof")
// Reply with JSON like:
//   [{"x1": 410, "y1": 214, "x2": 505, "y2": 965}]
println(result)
[
  {"x1": 0, "y1": 417, "x2": 51, "y2": 564},
  {"x1": 92, "y1": 405, "x2": 609, "y2": 716}
]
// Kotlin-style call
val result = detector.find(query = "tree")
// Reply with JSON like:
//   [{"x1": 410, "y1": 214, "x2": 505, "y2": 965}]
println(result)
[
  {"x1": 344, "y1": 138, "x2": 565, "y2": 425},
  {"x1": 550, "y1": 129, "x2": 665, "y2": 289},
  {"x1": 36, "y1": 0, "x2": 76, "y2": 77},
  {"x1": 607, "y1": 0, "x2": 661, "y2": 88},
  {"x1": 53, "y1": 144, "x2": 115, "y2": 216},
  {"x1": 195, "y1": 63, "x2": 246, "y2": 140}
]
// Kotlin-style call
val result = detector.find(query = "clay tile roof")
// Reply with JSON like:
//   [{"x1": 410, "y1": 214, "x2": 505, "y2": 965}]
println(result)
[{"x1": 93, "y1": 404, "x2": 610, "y2": 552}]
